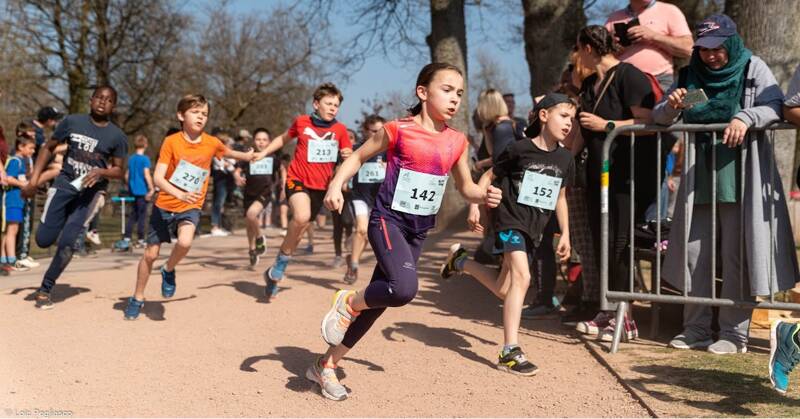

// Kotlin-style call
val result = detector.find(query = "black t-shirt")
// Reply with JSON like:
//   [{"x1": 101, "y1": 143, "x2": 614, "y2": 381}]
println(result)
[
  {"x1": 52, "y1": 114, "x2": 128, "y2": 191},
  {"x1": 238, "y1": 155, "x2": 281, "y2": 198},
  {"x1": 350, "y1": 141, "x2": 386, "y2": 203},
  {"x1": 579, "y1": 62, "x2": 656, "y2": 190},
  {"x1": 491, "y1": 139, "x2": 574, "y2": 246}
]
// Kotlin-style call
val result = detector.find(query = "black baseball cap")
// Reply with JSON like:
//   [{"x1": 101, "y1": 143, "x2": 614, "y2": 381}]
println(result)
[
  {"x1": 525, "y1": 93, "x2": 573, "y2": 138},
  {"x1": 37, "y1": 106, "x2": 64, "y2": 122},
  {"x1": 694, "y1": 14, "x2": 738, "y2": 49}
]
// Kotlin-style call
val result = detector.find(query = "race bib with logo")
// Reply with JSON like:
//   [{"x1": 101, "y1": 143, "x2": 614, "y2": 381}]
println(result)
[
  {"x1": 307, "y1": 139, "x2": 338, "y2": 163},
  {"x1": 517, "y1": 171, "x2": 562, "y2": 210},
  {"x1": 169, "y1": 160, "x2": 208, "y2": 193},
  {"x1": 358, "y1": 162, "x2": 386, "y2": 184},
  {"x1": 391, "y1": 168, "x2": 448, "y2": 216},
  {"x1": 250, "y1": 157, "x2": 274, "y2": 175}
]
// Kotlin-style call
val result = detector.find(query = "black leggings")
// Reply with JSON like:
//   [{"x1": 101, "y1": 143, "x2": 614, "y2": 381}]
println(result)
[{"x1": 332, "y1": 201, "x2": 354, "y2": 256}]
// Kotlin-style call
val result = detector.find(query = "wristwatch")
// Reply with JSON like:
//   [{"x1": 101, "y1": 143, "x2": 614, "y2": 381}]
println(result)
[{"x1": 605, "y1": 120, "x2": 616, "y2": 133}]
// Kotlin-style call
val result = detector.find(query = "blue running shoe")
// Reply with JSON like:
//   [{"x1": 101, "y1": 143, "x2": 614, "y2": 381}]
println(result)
[
  {"x1": 124, "y1": 297, "x2": 144, "y2": 320},
  {"x1": 161, "y1": 266, "x2": 176, "y2": 298},
  {"x1": 268, "y1": 256, "x2": 290, "y2": 281},
  {"x1": 264, "y1": 269, "x2": 280, "y2": 300},
  {"x1": 770, "y1": 320, "x2": 800, "y2": 394}
]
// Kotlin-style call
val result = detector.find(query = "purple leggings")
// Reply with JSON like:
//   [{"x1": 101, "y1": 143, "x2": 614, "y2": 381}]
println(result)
[{"x1": 341, "y1": 216, "x2": 426, "y2": 349}]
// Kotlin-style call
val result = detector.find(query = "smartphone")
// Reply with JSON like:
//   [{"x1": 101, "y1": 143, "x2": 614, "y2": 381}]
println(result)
[
  {"x1": 683, "y1": 89, "x2": 709, "y2": 108},
  {"x1": 614, "y1": 22, "x2": 631, "y2": 46}
]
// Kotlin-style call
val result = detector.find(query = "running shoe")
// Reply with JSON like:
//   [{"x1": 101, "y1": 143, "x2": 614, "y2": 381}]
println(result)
[
  {"x1": 249, "y1": 249, "x2": 259, "y2": 267},
  {"x1": 0, "y1": 266, "x2": 8, "y2": 276},
  {"x1": 210, "y1": 227, "x2": 230, "y2": 237},
  {"x1": 668, "y1": 330, "x2": 713, "y2": 350},
  {"x1": 302, "y1": 244, "x2": 314, "y2": 255},
  {"x1": 86, "y1": 229, "x2": 102, "y2": 245},
  {"x1": 343, "y1": 254, "x2": 358, "y2": 285},
  {"x1": 18, "y1": 256, "x2": 39, "y2": 268},
  {"x1": 305, "y1": 357, "x2": 347, "y2": 401},
  {"x1": 124, "y1": 297, "x2": 144, "y2": 320},
  {"x1": 34, "y1": 291, "x2": 54, "y2": 310},
  {"x1": 598, "y1": 315, "x2": 639, "y2": 342},
  {"x1": 707, "y1": 339, "x2": 747, "y2": 354},
  {"x1": 13, "y1": 261, "x2": 30, "y2": 272},
  {"x1": 161, "y1": 266, "x2": 176, "y2": 298},
  {"x1": 521, "y1": 297, "x2": 561, "y2": 319},
  {"x1": 135, "y1": 239, "x2": 146, "y2": 249},
  {"x1": 255, "y1": 235, "x2": 267, "y2": 255},
  {"x1": 264, "y1": 270, "x2": 280, "y2": 300},
  {"x1": 331, "y1": 255, "x2": 344, "y2": 268},
  {"x1": 0, "y1": 264, "x2": 13, "y2": 275},
  {"x1": 321, "y1": 290, "x2": 358, "y2": 346},
  {"x1": 576, "y1": 311, "x2": 615, "y2": 335},
  {"x1": 770, "y1": 320, "x2": 800, "y2": 394},
  {"x1": 497, "y1": 346, "x2": 539, "y2": 376},
  {"x1": 440, "y1": 243, "x2": 467, "y2": 279}
]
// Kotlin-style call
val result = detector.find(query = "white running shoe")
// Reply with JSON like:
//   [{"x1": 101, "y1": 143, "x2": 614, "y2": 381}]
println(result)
[
  {"x1": 18, "y1": 257, "x2": 39, "y2": 268},
  {"x1": 86, "y1": 230, "x2": 102, "y2": 245},
  {"x1": 210, "y1": 227, "x2": 230, "y2": 237}
]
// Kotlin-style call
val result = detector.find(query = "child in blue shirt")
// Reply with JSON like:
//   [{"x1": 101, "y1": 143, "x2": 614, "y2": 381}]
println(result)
[
  {"x1": 2, "y1": 137, "x2": 36, "y2": 271},
  {"x1": 123, "y1": 135, "x2": 154, "y2": 247}
]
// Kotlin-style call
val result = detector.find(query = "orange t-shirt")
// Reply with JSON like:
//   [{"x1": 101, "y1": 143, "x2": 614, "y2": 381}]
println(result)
[{"x1": 155, "y1": 132, "x2": 226, "y2": 213}]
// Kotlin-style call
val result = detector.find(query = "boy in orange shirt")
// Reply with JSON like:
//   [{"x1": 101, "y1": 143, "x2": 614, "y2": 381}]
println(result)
[{"x1": 124, "y1": 94, "x2": 267, "y2": 320}]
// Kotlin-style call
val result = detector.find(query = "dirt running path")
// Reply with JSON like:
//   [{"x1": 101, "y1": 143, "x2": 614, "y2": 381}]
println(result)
[{"x1": 0, "y1": 227, "x2": 648, "y2": 417}]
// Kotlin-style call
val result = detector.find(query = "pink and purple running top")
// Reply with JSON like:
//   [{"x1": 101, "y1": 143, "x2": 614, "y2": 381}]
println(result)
[{"x1": 372, "y1": 117, "x2": 467, "y2": 233}]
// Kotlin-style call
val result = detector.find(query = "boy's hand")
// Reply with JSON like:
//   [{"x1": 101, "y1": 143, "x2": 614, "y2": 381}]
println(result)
[
  {"x1": 82, "y1": 169, "x2": 103, "y2": 188},
  {"x1": 485, "y1": 185, "x2": 502, "y2": 208},
  {"x1": 21, "y1": 184, "x2": 36, "y2": 198},
  {"x1": 467, "y1": 204, "x2": 483, "y2": 233},
  {"x1": 556, "y1": 234, "x2": 571, "y2": 262},
  {"x1": 145, "y1": 190, "x2": 154, "y2": 202},
  {"x1": 340, "y1": 148, "x2": 353, "y2": 160},
  {"x1": 178, "y1": 191, "x2": 202, "y2": 204},
  {"x1": 235, "y1": 174, "x2": 246, "y2": 187},
  {"x1": 324, "y1": 187, "x2": 344, "y2": 214},
  {"x1": 252, "y1": 149, "x2": 268, "y2": 161}
]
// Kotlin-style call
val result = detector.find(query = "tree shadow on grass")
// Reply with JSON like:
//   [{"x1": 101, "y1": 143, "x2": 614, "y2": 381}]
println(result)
[
  {"x1": 9, "y1": 283, "x2": 90, "y2": 303},
  {"x1": 382, "y1": 321, "x2": 497, "y2": 368},
  {"x1": 240, "y1": 346, "x2": 384, "y2": 393},
  {"x1": 111, "y1": 295, "x2": 197, "y2": 321},
  {"x1": 629, "y1": 364, "x2": 800, "y2": 416}
]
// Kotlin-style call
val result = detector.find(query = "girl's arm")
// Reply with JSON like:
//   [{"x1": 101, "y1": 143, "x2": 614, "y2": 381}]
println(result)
[
  {"x1": 324, "y1": 128, "x2": 390, "y2": 213},
  {"x1": 5, "y1": 176, "x2": 27, "y2": 188},
  {"x1": 452, "y1": 149, "x2": 501, "y2": 207}
]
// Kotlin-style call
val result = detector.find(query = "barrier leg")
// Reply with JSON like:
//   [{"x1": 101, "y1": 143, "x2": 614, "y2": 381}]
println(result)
[
  {"x1": 650, "y1": 302, "x2": 660, "y2": 339},
  {"x1": 610, "y1": 301, "x2": 628, "y2": 353}
]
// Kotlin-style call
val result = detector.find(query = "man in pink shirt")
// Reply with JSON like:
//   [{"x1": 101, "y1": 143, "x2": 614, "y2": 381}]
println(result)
[{"x1": 605, "y1": 0, "x2": 693, "y2": 92}]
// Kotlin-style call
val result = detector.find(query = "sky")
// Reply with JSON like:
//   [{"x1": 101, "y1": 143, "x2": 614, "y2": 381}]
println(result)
[{"x1": 189, "y1": 0, "x2": 626, "y2": 129}]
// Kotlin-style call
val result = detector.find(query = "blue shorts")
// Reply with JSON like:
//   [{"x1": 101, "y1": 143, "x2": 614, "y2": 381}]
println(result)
[
  {"x1": 147, "y1": 207, "x2": 201, "y2": 245},
  {"x1": 4, "y1": 206, "x2": 23, "y2": 224}
]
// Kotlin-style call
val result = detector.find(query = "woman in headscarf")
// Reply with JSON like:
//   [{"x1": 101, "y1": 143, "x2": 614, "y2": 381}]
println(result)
[{"x1": 653, "y1": 14, "x2": 798, "y2": 355}]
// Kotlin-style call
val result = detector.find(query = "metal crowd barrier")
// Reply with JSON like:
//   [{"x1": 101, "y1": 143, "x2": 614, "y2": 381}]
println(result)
[{"x1": 600, "y1": 122, "x2": 798, "y2": 353}]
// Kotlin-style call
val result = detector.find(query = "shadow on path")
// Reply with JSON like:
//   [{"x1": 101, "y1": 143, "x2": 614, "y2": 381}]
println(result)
[
  {"x1": 240, "y1": 346, "x2": 384, "y2": 394},
  {"x1": 382, "y1": 321, "x2": 497, "y2": 368},
  {"x1": 111, "y1": 295, "x2": 198, "y2": 321},
  {"x1": 9, "y1": 283, "x2": 91, "y2": 303}
]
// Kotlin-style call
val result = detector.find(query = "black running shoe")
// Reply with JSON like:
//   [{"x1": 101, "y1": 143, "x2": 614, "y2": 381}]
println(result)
[
  {"x1": 34, "y1": 291, "x2": 54, "y2": 310},
  {"x1": 497, "y1": 347, "x2": 538, "y2": 376},
  {"x1": 255, "y1": 235, "x2": 267, "y2": 256},
  {"x1": 439, "y1": 243, "x2": 467, "y2": 279},
  {"x1": 249, "y1": 249, "x2": 260, "y2": 267}
]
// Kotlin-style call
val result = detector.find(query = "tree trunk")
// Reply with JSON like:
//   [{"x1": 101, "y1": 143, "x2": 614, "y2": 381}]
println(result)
[
  {"x1": 726, "y1": 0, "x2": 800, "y2": 194},
  {"x1": 426, "y1": 0, "x2": 469, "y2": 230},
  {"x1": 521, "y1": 0, "x2": 585, "y2": 98}
]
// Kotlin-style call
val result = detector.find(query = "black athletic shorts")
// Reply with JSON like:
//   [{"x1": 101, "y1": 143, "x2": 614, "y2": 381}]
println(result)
[{"x1": 285, "y1": 179, "x2": 326, "y2": 219}]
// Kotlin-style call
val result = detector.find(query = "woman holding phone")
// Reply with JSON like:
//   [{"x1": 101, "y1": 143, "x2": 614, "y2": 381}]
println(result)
[{"x1": 653, "y1": 14, "x2": 797, "y2": 355}]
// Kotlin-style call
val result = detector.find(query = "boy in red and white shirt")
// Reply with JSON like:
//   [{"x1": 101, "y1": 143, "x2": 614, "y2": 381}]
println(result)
[{"x1": 261, "y1": 83, "x2": 352, "y2": 298}]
